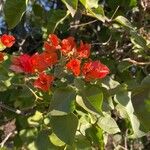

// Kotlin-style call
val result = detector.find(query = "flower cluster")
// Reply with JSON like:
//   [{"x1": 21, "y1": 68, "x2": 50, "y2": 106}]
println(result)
[
  {"x1": 0, "y1": 34, "x2": 15, "y2": 62},
  {"x1": 9, "y1": 34, "x2": 110, "y2": 91}
]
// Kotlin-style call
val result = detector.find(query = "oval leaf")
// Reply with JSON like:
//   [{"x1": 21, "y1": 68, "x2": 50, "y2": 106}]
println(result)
[
  {"x1": 50, "y1": 113, "x2": 78, "y2": 145},
  {"x1": 49, "y1": 88, "x2": 76, "y2": 116},
  {"x1": 4, "y1": 0, "x2": 28, "y2": 29},
  {"x1": 97, "y1": 113, "x2": 120, "y2": 134},
  {"x1": 114, "y1": 16, "x2": 133, "y2": 29}
]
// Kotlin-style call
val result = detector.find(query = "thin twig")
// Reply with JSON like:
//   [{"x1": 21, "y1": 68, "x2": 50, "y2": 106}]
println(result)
[
  {"x1": 111, "y1": 6, "x2": 120, "y2": 20},
  {"x1": 0, "y1": 102, "x2": 23, "y2": 115},
  {"x1": 70, "y1": 20, "x2": 97, "y2": 29},
  {"x1": 0, "y1": 132, "x2": 13, "y2": 148},
  {"x1": 25, "y1": 85, "x2": 43, "y2": 101},
  {"x1": 122, "y1": 58, "x2": 150, "y2": 65},
  {"x1": 124, "y1": 129, "x2": 128, "y2": 150},
  {"x1": 91, "y1": 35, "x2": 112, "y2": 46},
  {"x1": 113, "y1": 142, "x2": 128, "y2": 150}
]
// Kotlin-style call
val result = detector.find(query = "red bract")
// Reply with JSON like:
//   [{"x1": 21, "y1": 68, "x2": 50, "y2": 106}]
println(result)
[
  {"x1": 66, "y1": 58, "x2": 81, "y2": 76},
  {"x1": 44, "y1": 42, "x2": 57, "y2": 53},
  {"x1": 0, "y1": 52, "x2": 4, "y2": 62},
  {"x1": 48, "y1": 34, "x2": 60, "y2": 47},
  {"x1": 0, "y1": 34, "x2": 15, "y2": 47},
  {"x1": 34, "y1": 72, "x2": 54, "y2": 91},
  {"x1": 82, "y1": 60, "x2": 110, "y2": 81},
  {"x1": 77, "y1": 41, "x2": 91, "y2": 59},
  {"x1": 31, "y1": 52, "x2": 58, "y2": 72},
  {"x1": 44, "y1": 34, "x2": 60, "y2": 53},
  {"x1": 61, "y1": 37, "x2": 76, "y2": 55},
  {"x1": 10, "y1": 54, "x2": 33, "y2": 73}
]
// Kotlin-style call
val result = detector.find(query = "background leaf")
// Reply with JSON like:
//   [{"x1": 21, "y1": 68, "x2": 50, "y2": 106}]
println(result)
[
  {"x1": 4, "y1": 0, "x2": 28, "y2": 29},
  {"x1": 47, "y1": 9, "x2": 67, "y2": 33}
]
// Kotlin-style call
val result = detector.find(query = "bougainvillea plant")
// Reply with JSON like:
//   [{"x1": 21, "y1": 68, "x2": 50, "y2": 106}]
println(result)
[{"x1": 0, "y1": 33, "x2": 147, "y2": 149}]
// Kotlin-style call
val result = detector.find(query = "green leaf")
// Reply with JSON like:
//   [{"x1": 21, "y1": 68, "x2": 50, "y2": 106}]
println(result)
[
  {"x1": 114, "y1": 91, "x2": 134, "y2": 114},
  {"x1": 114, "y1": 16, "x2": 133, "y2": 28},
  {"x1": 50, "y1": 113, "x2": 78, "y2": 145},
  {"x1": 28, "y1": 111, "x2": 43, "y2": 126},
  {"x1": 132, "y1": 77, "x2": 150, "y2": 132},
  {"x1": 114, "y1": 91, "x2": 146, "y2": 138},
  {"x1": 85, "y1": 126, "x2": 104, "y2": 149},
  {"x1": 75, "y1": 134, "x2": 92, "y2": 150},
  {"x1": 19, "y1": 128, "x2": 38, "y2": 144},
  {"x1": 12, "y1": 86, "x2": 35, "y2": 109},
  {"x1": 130, "y1": 0, "x2": 137, "y2": 7},
  {"x1": 35, "y1": 131, "x2": 58, "y2": 150},
  {"x1": 47, "y1": 9, "x2": 68, "y2": 33},
  {"x1": 4, "y1": 0, "x2": 28, "y2": 29},
  {"x1": 97, "y1": 113, "x2": 120, "y2": 134},
  {"x1": 49, "y1": 88, "x2": 76, "y2": 116},
  {"x1": 32, "y1": 4, "x2": 43, "y2": 18},
  {"x1": 61, "y1": 0, "x2": 78, "y2": 17},
  {"x1": 129, "y1": 114, "x2": 145, "y2": 138},
  {"x1": 74, "y1": 78, "x2": 85, "y2": 91},
  {"x1": 101, "y1": 76, "x2": 120, "y2": 90},
  {"x1": 130, "y1": 31, "x2": 149, "y2": 50},
  {"x1": 117, "y1": 61, "x2": 133, "y2": 72},
  {"x1": 76, "y1": 95, "x2": 101, "y2": 115},
  {"x1": 49, "y1": 133, "x2": 65, "y2": 147},
  {"x1": 80, "y1": 0, "x2": 99, "y2": 9},
  {"x1": 83, "y1": 85, "x2": 103, "y2": 112},
  {"x1": 141, "y1": 75, "x2": 150, "y2": 86},
  {"x1": 80, "y1": 0, "x2": 106, "y2": 22},
  {"x1": 89, "y1": 6, "x2": 106, "y2": 22}
]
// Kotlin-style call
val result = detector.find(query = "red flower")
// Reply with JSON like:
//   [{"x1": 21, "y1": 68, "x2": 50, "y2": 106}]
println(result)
[
  {"x1": 82, "y1": 60, "x2": 110, "y2": 81},
  {"x1": 48, "y1": 34, "x2": 60, "y2": 47},
  {"x1": 77, "y1": 41, "x2": 91, "y2": 59},
  {"x1": 0, "y1": 34, "x2": 15, "y2": 47},
  {"x1": 44, "y1": 34, "x2": 60, "y2": 53},
  {"x1": 34, "y1": 72, "x2": 54, "y2": 91},
  {"x1": 44, "y1": 42, "x2": 57, "y2": 53},
  {"x1": 61, "y1": 37, "x2": 76, "y2": 55},
  {"x1": 10, "y1": 54, "x2": 33, "y2": 73},
  {"x1": 0, "y1": 52, "x2": 4, "y2": 62},
  {"x1": 66, "y1": 59, "x2": 81, "y2": 76},
  {"x1": 31, "y1": 52, "x2": 58, "y2": 72}
]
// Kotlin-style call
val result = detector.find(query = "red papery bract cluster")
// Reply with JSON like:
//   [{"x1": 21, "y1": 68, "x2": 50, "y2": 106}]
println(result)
[
  {"x1": 66, "y1": 59, "x2": 81, "y2": 76},
  {"x1": 31, "y1": 52, "x2": 57, "y2": 72},
  {"x1": 10, "y1": 54, "x2": 33, "y2": 73},
  {"x1": 10, "y1": 34, "x2": 110, "y2": 91},
  {"x1": 0, "y1": 34, "x2": 15, "y2": 63},
  {"x1": 82, "y1": 60, "x2": 110, "y2": 81},
  {"x1": 33, "y1": 72, "x2": 54, "y2": 92},
  {"x1": 0, "y1": 34, "x2": 15, "y2": 47}
]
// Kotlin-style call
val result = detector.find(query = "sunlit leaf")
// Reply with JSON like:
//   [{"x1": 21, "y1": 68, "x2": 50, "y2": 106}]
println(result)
[
  {"x1": 62, "y1": 0, "x2": 78, "y2": 17},
  {"x1": 114, "y1": 16, "x2": 133, "y2": 28},
  {"x1": 97, "y1": 113, "x2": 120, "y2": 134}
]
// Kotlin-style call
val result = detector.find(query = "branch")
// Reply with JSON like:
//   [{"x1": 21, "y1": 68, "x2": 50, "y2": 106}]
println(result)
[
  {"x1": 0, "y1": 102, "x2": 24, "y2": 115},
  {"x1": 122, "y1": 58, "x2": 150, "y2": 65},
  {"x1": 0, "y1": 132, "x2": 13, "y2": 148},
  {"x1": 70, "y1": 19, "x2": 97, "y2": 29}
]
